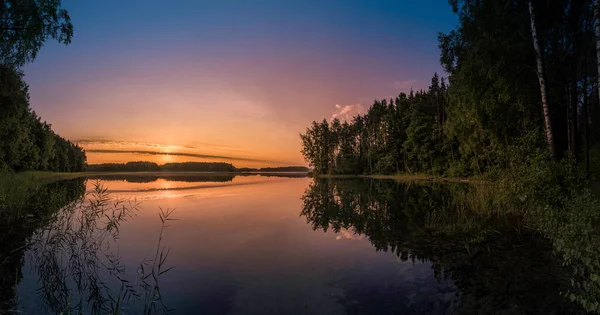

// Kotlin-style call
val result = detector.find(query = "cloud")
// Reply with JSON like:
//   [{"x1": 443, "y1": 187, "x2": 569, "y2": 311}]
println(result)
[
  {"x1": 335, "y1": 228, "x2": 363, "y2": 241},
  {"x1": 76, "y1": 139, "x2": 241, "y2": 150},
  {"x1": 331, "y1": 103, "x2": 366, "y2": 122},
  {"x1": 392, "y1": 79, "x2": 417, "y2": 92}
]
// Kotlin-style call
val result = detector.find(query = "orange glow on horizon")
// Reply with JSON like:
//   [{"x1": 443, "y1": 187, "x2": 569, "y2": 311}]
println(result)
[{"x1": 78, "y1": 140, "x2": 306, "y2": 168}]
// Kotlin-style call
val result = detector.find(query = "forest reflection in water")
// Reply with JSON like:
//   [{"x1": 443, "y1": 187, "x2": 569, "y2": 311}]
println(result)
[
  {"x1": 0, "y1": 175, "x2": 589, "y2": 314},
  {"x1": 301, "y1": 178, "x2": 584, "y2": 314}
]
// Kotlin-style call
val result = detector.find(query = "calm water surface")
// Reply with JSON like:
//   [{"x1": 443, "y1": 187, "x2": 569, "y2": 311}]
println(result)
[{"x1": 2, "y1": 174, "x2": 583, "y2": 314}]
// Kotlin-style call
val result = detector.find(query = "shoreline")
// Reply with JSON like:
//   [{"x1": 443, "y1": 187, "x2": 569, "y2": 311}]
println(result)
[
  {"x1": 15, "y1": 171, "x2": 311, "y2": 181},
  {"x1": 11, "y1": 171, "x2": 480, "y2": 183},
  {"x1": 311, "y1": 173, "x2": 479, "y2": 183}
]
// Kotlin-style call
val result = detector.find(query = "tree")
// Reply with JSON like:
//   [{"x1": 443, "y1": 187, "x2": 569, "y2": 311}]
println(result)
[
  {"x1": 0, "y1": 65, "x2": 86, "y2": 172},
  {"x1": 0, "y1": 0, "x2": 73, "y2": 67},
  {"x1": 300, "y1": 74, "x2": 449, "y2": 176},
  {"x1": 596, "y1": 0, "x2": 600, "y2": 106},
  {"x1": 0, "y1": 1, "x2": 84, "y2": 173},
  {"x1": 528, "y1": 0, "x2": 555, "y2": 157}
]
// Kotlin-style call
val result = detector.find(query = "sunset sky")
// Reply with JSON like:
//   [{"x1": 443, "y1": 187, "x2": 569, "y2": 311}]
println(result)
[{"x1": 23, "y1": 0, "x2": 457, "y2": 168}]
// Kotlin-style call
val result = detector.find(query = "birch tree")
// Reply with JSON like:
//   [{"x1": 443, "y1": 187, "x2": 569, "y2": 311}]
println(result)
[{"x1": 528, "y1": 0, "x2": 555, "y2": 157}]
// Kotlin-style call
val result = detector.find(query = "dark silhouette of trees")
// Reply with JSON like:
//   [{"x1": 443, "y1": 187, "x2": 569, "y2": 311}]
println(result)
[
  {"x1": 0, "y1": 0, "x2": 73, "y2": 67},
  {"x1": 0, "y1": 66, "x2": 86, "y2": 172},
  {"x1": 161, "y1": 162, "x2": 235, "y2": 172},
  {"x1": 87, "y1": 162, "x2": 310, "y2": 173},
  {"x1": 302, "y1": 0, "x2": 600, "y2": 179},
  {"x1": 301, "y1": 75, "x2": 449, "y2": 175},
  {"x1": 0, "y1": 0, "x2": 83, "y2": 172}
]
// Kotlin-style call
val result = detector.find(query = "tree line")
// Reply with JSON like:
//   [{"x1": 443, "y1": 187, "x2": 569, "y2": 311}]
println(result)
[
  {"x1": 237, "y1": 166, "x2": 310, "y2": 172},
  {"x1": 301, "y1": 0, "x2": 600, "y2": 178},
  {"x1": 0, "y1": 66, "x2": 86, "y2": 172},
  {"x1": 87, "y1": 161, "x2": 310, "y2": 173},
  {"x1": 301, "y1": 74, "x2": 448, "y2": 175},
  {"x1": 87, "y1": 161, "x2": 235, "y2": 172},
  {"x1": 0, "y1": 1, "x2": 85, "y2": 173}
]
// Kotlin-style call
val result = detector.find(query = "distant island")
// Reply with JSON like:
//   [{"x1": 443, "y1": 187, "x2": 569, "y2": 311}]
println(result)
[{"x1": 86, "y1": 161, "x2": 310, "y2": 173}]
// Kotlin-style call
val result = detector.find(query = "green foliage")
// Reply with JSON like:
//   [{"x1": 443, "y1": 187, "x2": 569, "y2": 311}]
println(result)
[
  {"x1": 0, "y1": 1, "x2": 82, "y2": 173},
  {"x1": 586, "y1": 147, "x2": 600, "y2": 180},
  {"x1": 300, "y1": 0, "x2": 600, "y2": 181},
  {"x1": 0, "y1": 0, "x2": 74, "y2": 67},
  {"x1": 0, "y1": 65, "x2": 86, "y2": 173},
  {"x1": 0, "y1": 177, "x2": 85, "y2": 311},
  {"x1": 0, "y1": 173, "x2": 85, "y2": 223},
  {"x1": 459, "y1": 133, "x2": 600, "y2": 313},
  {"x1": 300, "y1": 74, "x2": 449, "y2": 176},
  {"x1": 0, "y1": 181, "x2": 175, "y2": 314}
]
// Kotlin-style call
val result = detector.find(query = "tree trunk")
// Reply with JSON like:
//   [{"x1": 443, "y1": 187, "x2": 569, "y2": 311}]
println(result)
[
  {"x1": 584, "y1": 75, "x2": 590, "y2": 179},
  {"x1": 595, "y1": 0, "x2": 600, "y2": 105},
  {"x1": 528, "y1": 0, "x2": 555, "y2": 157},
  {"x1": 570, "y1": 76, "x2": 578, "y2": 160}
]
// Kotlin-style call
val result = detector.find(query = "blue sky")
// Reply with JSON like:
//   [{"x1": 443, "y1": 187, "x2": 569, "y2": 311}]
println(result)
[{"x1": 24, "y1": 0, "x2": 458, "y2": 166}]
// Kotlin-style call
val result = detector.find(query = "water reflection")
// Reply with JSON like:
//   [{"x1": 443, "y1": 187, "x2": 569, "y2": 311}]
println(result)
[
  {"x1": 1, "y1": 179, "x2": 175, "y2": 314},
  {"x1": 85, "y1": 173, "x2": 310, "y2": 198},
  {"x1": 86, "y1": 173, "x2": 309, "y2": 184},
  {"x1": 301, "y1": 178, "x2": 584, "y2": 314},
  {"x1": 86, "y1": 174, "x2": 237, "y2": 183},
  {"x1": 0, "y1": 178, "x2": 86, "y2": 312},
  {"x1": 1, "y1": 176, "x2": 590, "y2": 314}
]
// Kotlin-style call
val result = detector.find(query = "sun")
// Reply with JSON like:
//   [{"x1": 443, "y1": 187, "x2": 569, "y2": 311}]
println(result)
[{"x1": 159, "y1": 153, "x2": 175, "y2": 164}]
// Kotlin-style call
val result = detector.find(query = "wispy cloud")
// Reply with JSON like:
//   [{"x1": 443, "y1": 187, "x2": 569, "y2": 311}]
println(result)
[
  {"x1": 85, "y1": 149, "x2": 290, "y2": 164},
  {"x1": 331, "y1": 104, "x2": 366, "y2": 122},
  {"x1": 335, "y1": 228, "x2": 363, "y2": 241},
  {"x1": 76, "y1": 139, "x2": 241, "y2": 150},
  {"x1": 392, "y1": 79, "x2": 417, "y2": 92}
]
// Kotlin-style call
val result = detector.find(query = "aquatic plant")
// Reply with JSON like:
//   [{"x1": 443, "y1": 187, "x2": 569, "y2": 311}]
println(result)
[{"x1": 16, "y1": 181, "x2": 176, "y2": 314}]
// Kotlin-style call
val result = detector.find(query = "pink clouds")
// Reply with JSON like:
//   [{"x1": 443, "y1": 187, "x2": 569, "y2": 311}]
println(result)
[
  {"x1": 331, "y1": 103, "x2": 366, "y2": 122},
  {"x1": 392, "y1": 79, "x2": 417, "y2": 92}
]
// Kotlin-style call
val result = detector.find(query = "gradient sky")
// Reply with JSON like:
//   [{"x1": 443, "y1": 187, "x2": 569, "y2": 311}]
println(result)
[{"x1": 22, "y1": 0, "x2": 457, "y2": 167}]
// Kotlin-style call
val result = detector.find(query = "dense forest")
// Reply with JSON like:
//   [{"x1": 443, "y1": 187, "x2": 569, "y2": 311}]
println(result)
[
  {"x1": 0, "y1": 1, "x2": 86, "y2": 172},
  {"x1": 300, "y1": 1, "x2": 600, "y2": 312},
  {"x1": 301, "y1": 0, "x2": 600, "y2": 178}
]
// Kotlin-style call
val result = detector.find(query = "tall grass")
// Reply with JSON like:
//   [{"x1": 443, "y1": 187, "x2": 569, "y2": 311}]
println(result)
[{"x1": 3, "y1": 180, "x2": 176, "y2": 314}]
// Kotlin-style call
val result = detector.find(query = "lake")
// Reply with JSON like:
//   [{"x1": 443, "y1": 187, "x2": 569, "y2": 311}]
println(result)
[{"x1": 0, "y1": 174, "x2": 586, "y2": 314}]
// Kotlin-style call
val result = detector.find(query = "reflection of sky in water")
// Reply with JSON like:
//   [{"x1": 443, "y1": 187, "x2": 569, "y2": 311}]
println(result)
[
  {"x1": 17, "y1": 176, "x2": 459, "y2": 315},
  {"x1": 87, "y1": 175, "x2": 292, "y2": 201}
]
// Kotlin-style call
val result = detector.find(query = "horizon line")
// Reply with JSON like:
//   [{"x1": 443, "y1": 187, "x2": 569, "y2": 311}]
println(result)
[{"x1": 85, "y1": 149, "x2": 297, "y2": 165}]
